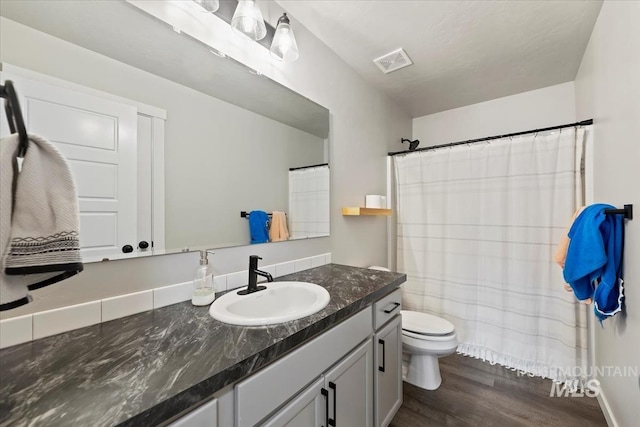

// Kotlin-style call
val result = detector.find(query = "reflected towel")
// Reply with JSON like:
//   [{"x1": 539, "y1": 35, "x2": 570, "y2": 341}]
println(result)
[
  {"x1": 249, "y1": 210, "x2": 269, "y2": 244},
  {"x1": 1, "y1": 134, "x2": 83, "y2": 311},
  {"x1": 269, "y1": 211, "x2": 289, "y2": 242},
  {"x1": 554, "y1": 206, "x2": 589, "y2": 299}
]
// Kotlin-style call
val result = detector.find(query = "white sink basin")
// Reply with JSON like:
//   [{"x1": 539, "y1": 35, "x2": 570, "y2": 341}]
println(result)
[{"x1": 209, "y1": 281, "x2": 330, "y2": 326}]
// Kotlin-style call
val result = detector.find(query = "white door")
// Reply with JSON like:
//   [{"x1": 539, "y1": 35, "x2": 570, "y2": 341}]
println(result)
[{"x1": 0, "y1": 73, "x2": 138, "y2": 261}]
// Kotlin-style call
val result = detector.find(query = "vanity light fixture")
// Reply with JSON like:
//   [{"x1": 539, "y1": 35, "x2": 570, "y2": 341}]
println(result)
[
  {"x1": 270, "y1": 13, "x2": 299, "y2": 62},
  {"x1": 231, "y1": 0, "x2": 267, "y2": 41},
  {"x1": 192, "y1": 0, "x2": 220, "y2": 13}
]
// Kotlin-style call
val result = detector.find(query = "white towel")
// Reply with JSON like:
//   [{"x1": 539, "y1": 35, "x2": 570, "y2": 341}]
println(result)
[{"x1": 1, "y1": 134, "x2": 83, "y2": 310}]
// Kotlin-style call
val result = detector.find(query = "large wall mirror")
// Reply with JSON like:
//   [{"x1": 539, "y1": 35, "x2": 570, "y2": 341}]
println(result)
[{"x1": 0, "y1": 0, "x2": 330, "y2": 263}]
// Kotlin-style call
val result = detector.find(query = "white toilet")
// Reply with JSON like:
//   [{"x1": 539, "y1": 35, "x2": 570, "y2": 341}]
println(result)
[
  {"x1": 368, "y1": 266, "x2": 458, "y2": 391},
  {"x1": 400, "y1": 310, "x2": 458, "y2": 390}
]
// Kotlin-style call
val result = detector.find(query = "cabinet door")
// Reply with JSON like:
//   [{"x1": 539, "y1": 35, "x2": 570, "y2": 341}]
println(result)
[
  {"x1": 325, "y1": 339, "x2": 373, "y2": 427},
  {"x1": 262, "y1": 377, "x2": 326, "y2": 427},
  {"x1": 374, "y1": 315, "x2": 402, "y2": 427}
]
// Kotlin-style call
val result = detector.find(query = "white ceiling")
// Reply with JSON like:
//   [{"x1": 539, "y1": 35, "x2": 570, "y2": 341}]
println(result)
[{"x1": 279, "y1": 0, "x2": 603, "y2": 118}]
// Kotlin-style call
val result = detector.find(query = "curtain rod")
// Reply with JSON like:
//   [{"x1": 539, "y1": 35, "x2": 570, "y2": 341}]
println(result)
[
  {"x1": 387, "y1": 119, "x2": 594, "y2": 157},
  {"x1": 289, "y1": 163, "x2": 329, "y2": 171}
]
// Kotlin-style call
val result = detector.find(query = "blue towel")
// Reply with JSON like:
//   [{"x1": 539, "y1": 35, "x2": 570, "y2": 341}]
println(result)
[
  {"x1": 248, "y1": 210, "x2": 269, "y2": 244},
  {"x1": 563, "y1": 204, "x2": 624, "y2": 322}
]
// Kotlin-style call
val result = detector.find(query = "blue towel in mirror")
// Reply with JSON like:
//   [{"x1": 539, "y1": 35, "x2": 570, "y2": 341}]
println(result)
[{"x1": 249, "y1": 210, "x2": 269, "y2": 244}]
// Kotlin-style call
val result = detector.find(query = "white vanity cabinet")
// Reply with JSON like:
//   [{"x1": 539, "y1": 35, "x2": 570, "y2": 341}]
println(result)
[
  {"x1": 263, "y1": 339, "x2": 373, "y2": 427},
  {"x1": 169, "y1": 287, "x2": 403, "y2": 427},
  {"x1": 372, "y1": 288, "x2": 403, "y2": 427},
  {"x1": 374, "y1": 316, "x2": 402, "y2": 427},
  {"x1": 324, "y1": 339, "x2": 373, "y2": 426},
  {"x1": 262, "y1": 377, "x2": 326, "y2": 426},
  {"x1": 235, "y1": 308, "x2": 372, "y2": 427},
  {"x1": 168, "y1": 397, "x2": 217, "y2": 427}
]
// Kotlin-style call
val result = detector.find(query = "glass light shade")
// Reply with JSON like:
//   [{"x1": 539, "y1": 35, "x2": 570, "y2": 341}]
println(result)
[
  {"x1": 231, "y1": 0, "x2": 267, "y2": 41},
  {"x1": 193, "y1": 0, "x2": 219, "y2": 13},
  {"x1": 270, "y1": 14, "x2": 299, "y2": 62}
]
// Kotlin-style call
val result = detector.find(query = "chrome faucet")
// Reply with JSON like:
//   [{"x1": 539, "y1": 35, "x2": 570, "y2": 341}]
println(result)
[{"x1": 238, "y1": 255, "x2": 273, "y2": 295}]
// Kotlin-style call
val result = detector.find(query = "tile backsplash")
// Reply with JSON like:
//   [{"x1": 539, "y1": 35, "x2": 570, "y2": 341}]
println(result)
[{"x1": 0, "y1": 253, "x2": 332, "y2": 349}]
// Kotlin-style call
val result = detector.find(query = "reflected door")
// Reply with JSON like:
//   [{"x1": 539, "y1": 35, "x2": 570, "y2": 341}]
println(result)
[{"x1": 0, "y1": 73, "x2": 138, "y2": 260}]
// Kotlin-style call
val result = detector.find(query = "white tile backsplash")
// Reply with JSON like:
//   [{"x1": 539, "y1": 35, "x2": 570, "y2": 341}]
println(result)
[
  {"x1": 213, "y1": 275, "x2": 227, "y2": 293},
  {"x1": 0, "y1": 314, "x2": 33, "y2": 349},
  {"x1": 1, "y1": 253, "x2": 331, "y2": 348},
  {"x1": 102, "y1": 290, "x2": 153, "y2": 322},
  {"x1": 294, "y1": 257, "x2": 312, "y2": 272},
  {"x1": 154, "y1": 282, "x2": 192, "y2": 309},
  {"x1": 275, "y1": 261, "x2": 295, "y2": 277},
  {"x1": 311, "y1": 255, "x2": 326, "y2": 268},
  {"x1": 324, "y1": 253, "x2": 332, "y2": 264},
  {"x1": 226, "y1": 270, "x2": 248, "y2": 290},
  {"x1": 33, "y1": 301, "x2": 101, "y2": 340}
]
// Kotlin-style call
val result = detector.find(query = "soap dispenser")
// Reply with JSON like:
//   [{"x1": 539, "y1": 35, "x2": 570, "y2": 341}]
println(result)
[{"x1": 192, "y1": 250, "x2": 215, "y2": 306}]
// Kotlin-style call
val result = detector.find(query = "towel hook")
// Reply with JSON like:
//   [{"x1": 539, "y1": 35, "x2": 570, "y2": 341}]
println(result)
[
  {"x1": 604, "y1": 204, "x2": 633, "y2": 220},
  {"x1": 0, "y1": 81, "x2": 29, "y2": 160}
]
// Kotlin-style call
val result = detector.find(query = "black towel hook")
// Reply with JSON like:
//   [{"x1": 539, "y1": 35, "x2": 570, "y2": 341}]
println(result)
[
  {"x1": 604, "y1": 204, "x2": 633, "y2": 220},
  {"x1": 0, "y1": 80, "x2": 29, "y2": 159}
]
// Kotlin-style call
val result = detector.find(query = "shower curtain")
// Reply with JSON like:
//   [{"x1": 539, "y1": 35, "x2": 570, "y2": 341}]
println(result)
[{"x1": 394, "y1": 128, "x2": 589, "y2": 381}]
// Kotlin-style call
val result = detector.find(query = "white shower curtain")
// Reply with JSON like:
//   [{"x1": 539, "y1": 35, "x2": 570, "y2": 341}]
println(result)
[
  {"x1": 288, "y1": 165, "x2": 330, "y2": 239},
  {"x1": 395, "y1": 128, "x2": 589, "y2": 381}
]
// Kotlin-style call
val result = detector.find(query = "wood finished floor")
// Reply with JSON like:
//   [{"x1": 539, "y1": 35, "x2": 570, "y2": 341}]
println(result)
[{"x1": 390, "y1": 354, "x2": 607, "y2": 427}]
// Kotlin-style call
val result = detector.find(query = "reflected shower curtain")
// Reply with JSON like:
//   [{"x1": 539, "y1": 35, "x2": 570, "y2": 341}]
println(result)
[
  {"x1": 394, "y1": 128, "x2": 589, "y2": 381},
  {"x1": 288, "y1": 165, "x2": 330, "y2": 239}
]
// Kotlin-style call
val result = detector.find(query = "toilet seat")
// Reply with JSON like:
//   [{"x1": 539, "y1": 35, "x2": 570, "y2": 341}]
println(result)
[
  {"x1": 401, "y1": 310, "x2": 455, "y2": 337},
  {"x1": 402, "y1": 329, "x2": 456, "y2": 342}
]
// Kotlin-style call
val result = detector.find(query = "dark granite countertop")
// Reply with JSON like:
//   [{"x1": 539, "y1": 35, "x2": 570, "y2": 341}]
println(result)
[{"x1": 0, "y1": 264, "x2": 405, "y2": 427}]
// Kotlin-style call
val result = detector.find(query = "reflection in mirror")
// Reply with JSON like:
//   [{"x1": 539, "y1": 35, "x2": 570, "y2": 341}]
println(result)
[{"x1": 0, "y1": 0, "x2": 330, "y2": 263}]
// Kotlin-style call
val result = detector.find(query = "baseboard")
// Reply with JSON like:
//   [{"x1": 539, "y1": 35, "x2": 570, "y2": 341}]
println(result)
[{"x1": 597, "y1": 387, "x2": 619, "y2": 427}]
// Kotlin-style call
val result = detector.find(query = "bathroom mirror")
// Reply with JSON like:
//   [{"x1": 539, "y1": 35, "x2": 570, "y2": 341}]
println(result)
[{"x1": 0, "y1": 0, "x2": 330, "y2": 263}]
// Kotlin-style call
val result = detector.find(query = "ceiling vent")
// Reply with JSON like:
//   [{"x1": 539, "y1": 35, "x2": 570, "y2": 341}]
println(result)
[{"x1": 373, "y1": 48, "x2": 413, "y2": 74}]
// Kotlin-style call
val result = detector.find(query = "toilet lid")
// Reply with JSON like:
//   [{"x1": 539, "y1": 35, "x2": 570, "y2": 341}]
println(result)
[{"x1": 401, "y1": 310, "x2": 455, "y2": 336}]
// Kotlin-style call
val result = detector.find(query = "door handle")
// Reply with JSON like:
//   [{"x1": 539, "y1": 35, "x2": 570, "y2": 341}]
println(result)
[
  {"x1": 321, "y1": 387, "x2": 329, "y2": 427},
  {"x1": 383, "y1": 302, "x2": 401, "y2": 314},
  {"x1": 138, "y1": 240, "x2": 149, "y2": 249},
  {"x1": 379, "y1": 339, "x2": 386, "y2": 372},
  {"x1": 122, "y1": 244, "x2": 133, "y2": 253},
  {"x1": 328, "y1": 381, "x2": 337, "y2": 426}
]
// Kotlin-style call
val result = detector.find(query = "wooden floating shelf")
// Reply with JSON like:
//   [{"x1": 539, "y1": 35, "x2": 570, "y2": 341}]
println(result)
[{"x1": 342, "y1": 207, "x2": 392, "y2": 216}]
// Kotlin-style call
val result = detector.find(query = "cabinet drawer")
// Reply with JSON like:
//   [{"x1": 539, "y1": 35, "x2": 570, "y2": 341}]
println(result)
[
  {"x1": 373, "y1": 288, "x2": 402, "y2": 330},
  {"x1": 168, "y1": 397, "x2": 217, "y2": 427}
]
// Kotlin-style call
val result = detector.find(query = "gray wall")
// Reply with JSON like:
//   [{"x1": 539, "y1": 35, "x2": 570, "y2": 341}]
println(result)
[
  {"x1": 0, "y1": 5, "x2": 412, "y2": 317},
  {"x1": 574, "y1": 2, "x2": 640, "y2": 425},
  {"x1": 412, "y1": 82, "x2": 577, "y2": 146}
]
